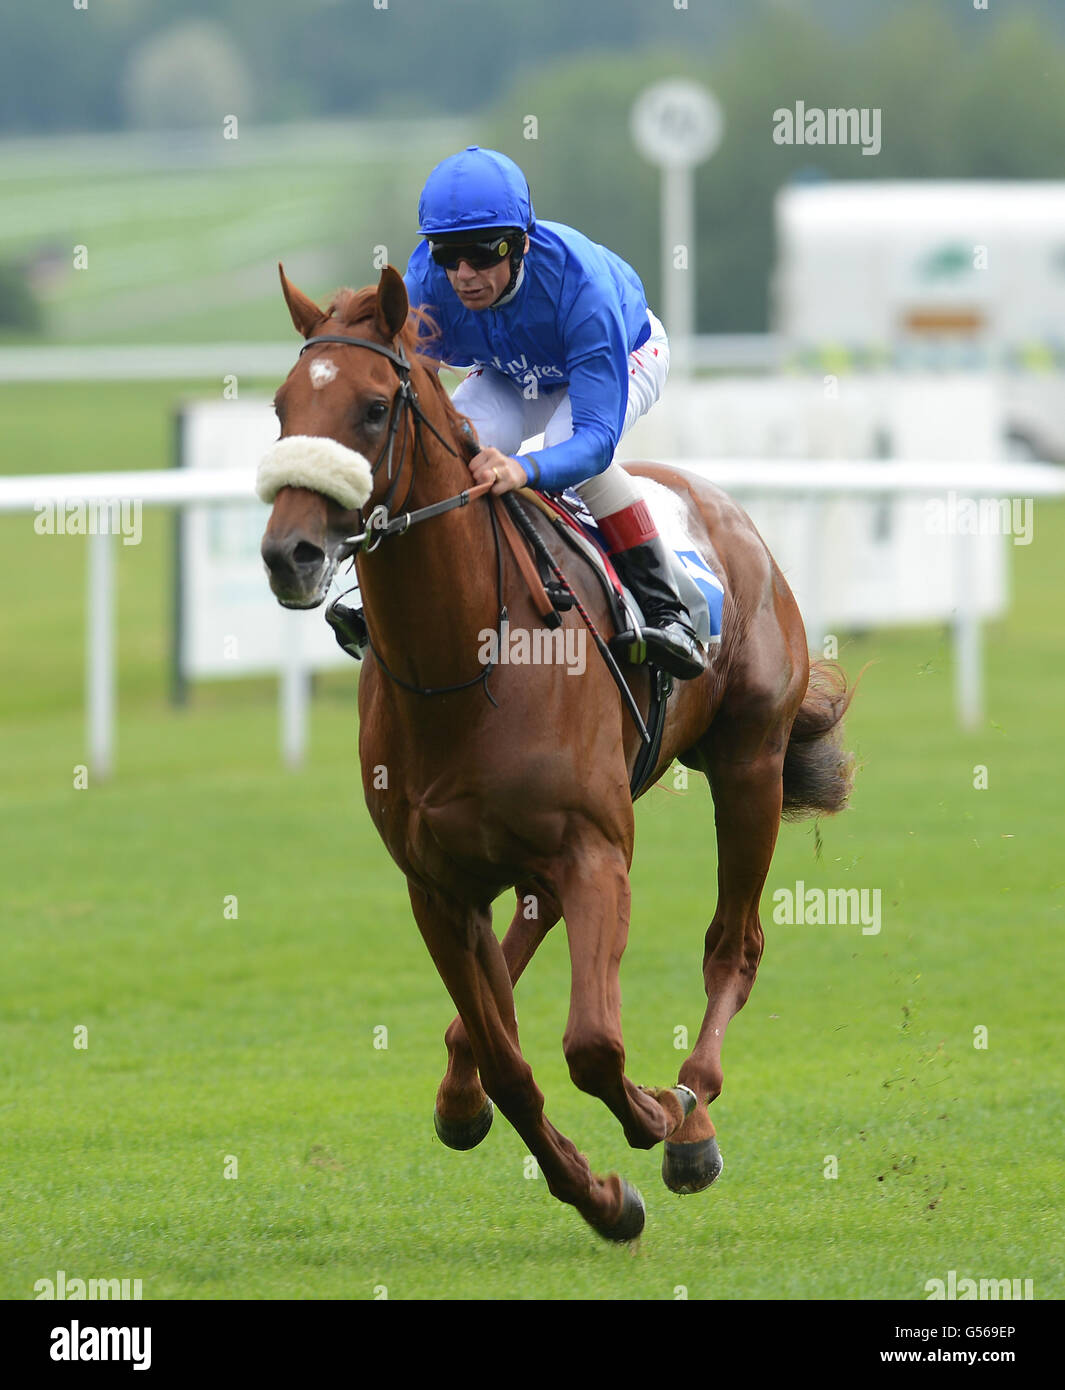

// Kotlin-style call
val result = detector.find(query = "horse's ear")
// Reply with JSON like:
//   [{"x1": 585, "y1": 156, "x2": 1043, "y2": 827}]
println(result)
[
  {"x1": 375, "y1": 265, "x2": 409, "y2": 342},
  {"x1": 278, "y1": 262, "x2": 324, "y2": 338}
]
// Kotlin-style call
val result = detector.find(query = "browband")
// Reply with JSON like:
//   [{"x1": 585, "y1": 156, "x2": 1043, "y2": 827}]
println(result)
[{"x1": 300, "y1": 334, "x2": 411, "y2": 374}]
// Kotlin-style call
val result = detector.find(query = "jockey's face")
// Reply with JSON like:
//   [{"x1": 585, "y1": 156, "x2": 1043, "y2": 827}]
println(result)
[{"x1": 445, "y1": 235, "x2": 530, "y2": 310}]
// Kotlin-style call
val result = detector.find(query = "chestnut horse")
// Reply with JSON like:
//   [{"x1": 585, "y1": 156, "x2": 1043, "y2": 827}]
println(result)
[{"x1": 259, "y1": 265, "x2": 855, "y2": 1242}]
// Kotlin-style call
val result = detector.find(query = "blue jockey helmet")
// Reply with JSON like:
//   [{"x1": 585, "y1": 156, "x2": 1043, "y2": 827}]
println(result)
[{"x1": 417, "y1": 146, "x2": 535, "y2": 240}]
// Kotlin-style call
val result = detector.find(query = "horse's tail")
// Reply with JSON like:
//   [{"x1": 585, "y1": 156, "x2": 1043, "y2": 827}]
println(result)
[{"x1": 781, "y1": 659, "x2": 860, "y2": 821}]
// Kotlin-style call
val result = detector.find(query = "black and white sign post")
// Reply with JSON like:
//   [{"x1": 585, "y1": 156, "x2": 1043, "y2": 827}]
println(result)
[{"x1": 631, "y1": 79, "x2": 723, "y2": 380}]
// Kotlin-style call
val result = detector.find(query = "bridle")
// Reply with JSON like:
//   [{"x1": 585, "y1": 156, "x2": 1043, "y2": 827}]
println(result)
[
  {"x1": 299, "y1": 333, "x2": 477, "y2": 552},
  {"x1": 295, "y1": 331, "x2": 507, "y2": 702}
]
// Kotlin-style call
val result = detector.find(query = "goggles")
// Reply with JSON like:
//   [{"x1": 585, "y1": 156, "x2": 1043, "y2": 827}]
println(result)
[{"x1": 429, "y1": 233, "x2": 515, "y2": 271}]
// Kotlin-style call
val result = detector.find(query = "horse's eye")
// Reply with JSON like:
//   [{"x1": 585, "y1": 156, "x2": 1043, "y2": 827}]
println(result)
[{"x1": 366, "y1": 401, "x2": 389, "y2": 425}]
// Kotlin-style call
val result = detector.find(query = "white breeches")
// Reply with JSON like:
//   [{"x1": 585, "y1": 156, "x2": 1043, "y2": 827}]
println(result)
[{"x1": 451, "y1": 309, "x2": 669, "y2": 518}]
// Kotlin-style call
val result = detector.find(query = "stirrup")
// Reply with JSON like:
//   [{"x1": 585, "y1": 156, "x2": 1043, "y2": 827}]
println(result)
[{"x1": 610, "y1": 621, "x2": 705, "y2": 680}]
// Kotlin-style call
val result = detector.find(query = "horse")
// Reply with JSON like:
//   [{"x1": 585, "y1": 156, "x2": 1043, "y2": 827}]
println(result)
[{"x1": 258, "y1": 264, "x2": 856, "y2": 1241}]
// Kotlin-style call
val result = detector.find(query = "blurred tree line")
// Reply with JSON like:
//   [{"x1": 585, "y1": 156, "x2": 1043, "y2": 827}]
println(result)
[
  {"x1": 486, "y1": 5, "x2": 1065, "y2": 329},
  {"x1": 3, "y1": 0, "x2": 1062, "y2": 134},
  {"x1": 1, "y1": 0, "x2": 1063, "y2": 332}
]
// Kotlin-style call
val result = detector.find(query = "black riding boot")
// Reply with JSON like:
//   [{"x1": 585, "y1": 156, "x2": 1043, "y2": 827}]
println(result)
[
  {"x1": 609, "y1": 536, "x2": 706, "y2": 680},
  {"x1": 325, "y1": 598, "x2": 368, "y2": 660}
]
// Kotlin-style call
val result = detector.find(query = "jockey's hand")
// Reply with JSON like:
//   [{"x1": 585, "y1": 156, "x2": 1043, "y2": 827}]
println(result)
[{"x1": 469, "y1": 447, "x2": 528, "y2": 495}]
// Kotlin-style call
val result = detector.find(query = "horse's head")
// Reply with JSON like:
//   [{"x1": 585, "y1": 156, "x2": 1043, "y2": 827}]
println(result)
[{"x1": 258, "y1": 263, "x2": 422, "y2": 609}]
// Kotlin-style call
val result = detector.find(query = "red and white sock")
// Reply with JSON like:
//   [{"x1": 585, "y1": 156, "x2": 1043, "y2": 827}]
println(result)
[{"x1": 596, "y1": 498, "x2": 659, "y2": 555}]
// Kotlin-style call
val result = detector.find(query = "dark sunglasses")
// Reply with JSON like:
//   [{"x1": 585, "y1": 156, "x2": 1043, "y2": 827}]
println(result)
[{"x1": 429, "y1": 234, "x2": 514, "y2": 270}]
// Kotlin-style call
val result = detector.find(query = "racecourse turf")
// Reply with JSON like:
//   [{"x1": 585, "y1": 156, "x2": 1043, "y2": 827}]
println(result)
[{"x1": 1, "y1": 382, "x2": 1062, "y2": 1300}]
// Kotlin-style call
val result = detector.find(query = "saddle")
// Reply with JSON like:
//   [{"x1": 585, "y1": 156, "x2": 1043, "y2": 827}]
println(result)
[
  {"x1": 528, "y1": 486, "x2": 723, "y2": 659},
  {"x1": 500, "y1": 485, "x2": 723, "y2": 797}
]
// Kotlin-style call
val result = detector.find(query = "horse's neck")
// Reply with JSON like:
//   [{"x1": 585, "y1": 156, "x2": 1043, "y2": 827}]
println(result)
[{"x1": 356, "y1": 406, "x2": 499, "y2": 689}]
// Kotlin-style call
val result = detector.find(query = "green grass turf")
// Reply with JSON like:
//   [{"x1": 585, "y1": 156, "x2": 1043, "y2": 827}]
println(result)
[
  {"x1": 0, "y1": 124, "x2": 466, "y2": 345},
  {"x1": 1, "y1": 383, "x2": 1062, "y2": 1299}
]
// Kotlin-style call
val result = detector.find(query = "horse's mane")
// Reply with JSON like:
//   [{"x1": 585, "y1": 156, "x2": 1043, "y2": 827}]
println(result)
[{"x1": 324, "y1": 286, "x2": 476, "y2": 456}]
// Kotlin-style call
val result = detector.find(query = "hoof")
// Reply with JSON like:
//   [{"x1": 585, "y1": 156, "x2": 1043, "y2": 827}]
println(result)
[
  {"x1": 433, "y1": 1098, "x2": 494, "y2": 1151},
  {"x1": 662, "y1": 1135, "x2": 724, "y2": 1194},
  {"x1": 592, "y1": 1179, "x2": 646, "y2": 1243}
]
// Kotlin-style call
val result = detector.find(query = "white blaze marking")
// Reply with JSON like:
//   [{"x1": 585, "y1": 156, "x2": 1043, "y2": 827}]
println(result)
[{"x1": 309, "y1": 358, "x2": 339, "y2": 389}]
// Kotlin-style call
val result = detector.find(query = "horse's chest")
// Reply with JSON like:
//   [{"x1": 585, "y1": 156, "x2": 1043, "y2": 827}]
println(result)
[{"x1": 363, "y1": 763, "x2": 570, "y2": 892}]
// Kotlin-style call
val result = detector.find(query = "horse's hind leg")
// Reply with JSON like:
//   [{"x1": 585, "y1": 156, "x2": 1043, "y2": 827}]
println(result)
[
  {"x1": 434, "y1": 883, "x2": 560, "y2": 1150},
  {"x1": 663, "y1": 706, "x2": 792, "y2": 1194},
  {"x1": 411, "y1": 883, "x2": 644, "y2": 1240}
]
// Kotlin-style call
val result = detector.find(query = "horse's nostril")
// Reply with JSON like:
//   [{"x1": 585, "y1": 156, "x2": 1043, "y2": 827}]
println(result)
[
  {"x1": 293, "y1": 540, "x2": 325, "y2": 567},
  {"x1": 261, "y1": 535, "x2": 324, "y2": 580},
  {"x1": 261, "y1": 536, "x2": 289, "y2": 577}
]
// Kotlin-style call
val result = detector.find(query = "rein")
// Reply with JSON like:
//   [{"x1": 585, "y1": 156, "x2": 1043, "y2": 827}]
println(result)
[
  {"x1": 298, "y1": 330, "x2": 507, "y2": 702},
  {"x1": 336, "y1": 479, "x2": 494, "y2": 560}
]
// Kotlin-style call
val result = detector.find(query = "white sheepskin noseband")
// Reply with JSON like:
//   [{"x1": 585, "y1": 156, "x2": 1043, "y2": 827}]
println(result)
[{"x1": 256, "y1": 435, "x2": 373, "y2": 512}]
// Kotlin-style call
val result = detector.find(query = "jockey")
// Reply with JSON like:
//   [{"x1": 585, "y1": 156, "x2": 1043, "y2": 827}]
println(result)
[{"x1": 334, "y1": 145, "x2": 706, "y2": 680}]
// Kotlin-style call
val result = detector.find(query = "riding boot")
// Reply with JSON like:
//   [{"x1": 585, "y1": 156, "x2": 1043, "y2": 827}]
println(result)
[
  {"x1": 325, "y1": 598, "x2": 368, "y2": 660},
  {"x1": 608, "y1": 533, "x2": 707, "y2": 680}
]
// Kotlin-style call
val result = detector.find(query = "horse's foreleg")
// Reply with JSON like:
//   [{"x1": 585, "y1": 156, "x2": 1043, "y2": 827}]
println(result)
[
  {"x1": 554, "y1": 844, "x2": 693, "y2": 1150},
  {"x1": 409, "y1": 883, "x2": 643, "y2": 1240},
  {"x1": 435, "y1": 883, "x2": 561, "y2": 1150},
  {"x1": 665, "y1": 736, "x2": 786, "y2": 1193}
]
